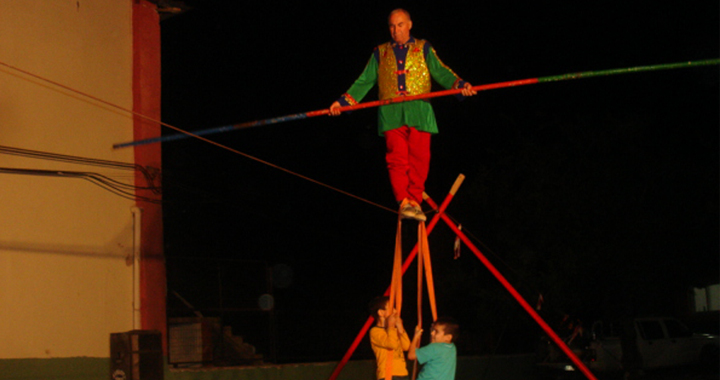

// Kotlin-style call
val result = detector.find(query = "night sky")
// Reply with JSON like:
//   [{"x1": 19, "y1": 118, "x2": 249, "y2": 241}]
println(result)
[{"x1": 158, "y1": 0, "x2": 719, "y2": 363}]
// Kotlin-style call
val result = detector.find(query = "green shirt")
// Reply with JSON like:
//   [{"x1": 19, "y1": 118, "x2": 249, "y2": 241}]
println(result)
[{"x1": 415, "y1": 342, "x2": 457, "y2": 380}]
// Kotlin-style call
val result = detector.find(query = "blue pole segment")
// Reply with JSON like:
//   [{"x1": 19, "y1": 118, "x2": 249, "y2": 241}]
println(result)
[{"x1": 113, "y1": 113, "x2": 309, "y2": 149}]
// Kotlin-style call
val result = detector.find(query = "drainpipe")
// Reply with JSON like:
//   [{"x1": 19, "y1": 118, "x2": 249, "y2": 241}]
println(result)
[{"x1": 131, "y1": 206, "x2": 142, "y2": 330}]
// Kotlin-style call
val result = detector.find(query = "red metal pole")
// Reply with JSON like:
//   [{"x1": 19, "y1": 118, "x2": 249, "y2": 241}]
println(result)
[
  {"x1": 327, "y1": 175, "x2": 465, "y2": 380},
  {"x1": 328, "y1": 79, "x2": 539, "y2": 114},
  {"x1": 422, "y1": 195, "x2": 598, "y2": 380}
]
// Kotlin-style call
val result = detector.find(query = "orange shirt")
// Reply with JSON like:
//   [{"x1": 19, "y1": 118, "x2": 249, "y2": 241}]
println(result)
[{"x1": 370, "y1": 326, "x2": 411, "y2": 379}]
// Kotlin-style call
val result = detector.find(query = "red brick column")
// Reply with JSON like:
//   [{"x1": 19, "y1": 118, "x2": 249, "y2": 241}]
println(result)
[{"x1": 132, "y1": 0, "x2": 166, "y2": 352}]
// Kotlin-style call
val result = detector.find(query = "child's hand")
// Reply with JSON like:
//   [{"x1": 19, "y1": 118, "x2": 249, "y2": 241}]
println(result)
[
  {"x1": 408, "y1": 325, "x2": 423, "y2": 360},
  {"x1": 396, "y1": 317, "x2": 405, "y2": 334},
  {"x1": 386, "y1": 311, "x2": 397, "y2": 330},
  {"x1": 411, "y1": 325, "x2": 424, "y2": 348}
]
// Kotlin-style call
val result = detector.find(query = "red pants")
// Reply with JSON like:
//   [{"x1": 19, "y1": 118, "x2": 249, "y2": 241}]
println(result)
[{"x1": 384, "y1": 126, "x2": 431, "y2": 204}]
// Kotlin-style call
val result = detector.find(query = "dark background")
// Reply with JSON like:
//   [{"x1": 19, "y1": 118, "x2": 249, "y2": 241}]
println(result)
[{"x1": 158, "y1": 0, "x2": 719, "y2": 363}]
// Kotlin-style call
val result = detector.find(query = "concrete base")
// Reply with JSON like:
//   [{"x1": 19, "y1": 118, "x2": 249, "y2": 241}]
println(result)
[{"x1": 0, "y1": 354, "x2": 537, "y2": 380}]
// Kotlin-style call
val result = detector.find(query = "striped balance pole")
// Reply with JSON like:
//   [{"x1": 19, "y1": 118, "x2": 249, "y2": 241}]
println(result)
[{"x1": 113, "y1": 59, "x2": 719, "y2": 149}]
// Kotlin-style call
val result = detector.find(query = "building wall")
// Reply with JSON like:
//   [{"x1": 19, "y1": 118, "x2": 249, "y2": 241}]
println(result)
[{"x1": 0, "y1": 0, "x2": 151, "y2": 358}]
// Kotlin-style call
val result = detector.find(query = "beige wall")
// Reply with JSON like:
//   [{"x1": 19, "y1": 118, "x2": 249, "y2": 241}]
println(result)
[{"x1": 0, "y1": 1, "x2": 138, "y2": 358}]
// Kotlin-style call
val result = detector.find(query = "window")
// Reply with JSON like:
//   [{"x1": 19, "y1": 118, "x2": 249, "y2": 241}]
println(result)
[
  {"x1": 663, "y1": 319, "x2": 691, "y2": 338},
  {"x1": 637, "y1": 320, "x2": 664, "y2": 340}
]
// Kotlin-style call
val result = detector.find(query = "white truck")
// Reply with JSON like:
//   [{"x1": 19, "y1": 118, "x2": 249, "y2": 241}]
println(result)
[{"x1": 537, "y1": 316, "x2": 719, "y2": 375}]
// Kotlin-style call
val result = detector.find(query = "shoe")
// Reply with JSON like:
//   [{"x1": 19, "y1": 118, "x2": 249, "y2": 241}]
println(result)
[
  {"x1": 400, "y1": 199, "x2": 416, "y2": 219},
  {"x1": 399, "y1": 199, "x2": 427, "y2": 222},
  {"x1": 411, "y1": 201, "x2": 427, "y2": 222}
]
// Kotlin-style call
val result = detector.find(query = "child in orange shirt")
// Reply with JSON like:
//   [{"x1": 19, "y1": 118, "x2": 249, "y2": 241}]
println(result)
[{"x1": 368, "y1": 296, "x2": 411, "y2": 380}]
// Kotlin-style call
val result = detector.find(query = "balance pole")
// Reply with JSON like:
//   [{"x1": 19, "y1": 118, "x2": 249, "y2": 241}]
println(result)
[
  {"x1": 422, "y1": 194, "x2": 598, "y2": 380},
  {"x1": 113, "y1": 59, "x2": 719, "y2": 149}
]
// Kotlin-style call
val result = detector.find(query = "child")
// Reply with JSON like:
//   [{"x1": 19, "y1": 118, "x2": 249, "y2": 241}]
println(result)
[
  {"x1": 408, "y1": 317, "x2": 459, "y2": 380},
  {"x1": 368, "y1": 296, "x2": 411, "y2": 380}
]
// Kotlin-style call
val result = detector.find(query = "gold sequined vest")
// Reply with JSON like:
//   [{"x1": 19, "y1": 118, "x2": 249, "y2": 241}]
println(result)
[{"x1": 377, "y1": 39, "x2": 431, "y2": 100}]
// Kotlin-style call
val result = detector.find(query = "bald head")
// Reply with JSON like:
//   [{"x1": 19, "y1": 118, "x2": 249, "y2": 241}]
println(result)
[{"x1": 388, "y1": 8, "x2": 411, "y2": 22}]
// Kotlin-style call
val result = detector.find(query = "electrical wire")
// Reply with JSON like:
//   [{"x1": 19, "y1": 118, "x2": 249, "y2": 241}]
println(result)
[
  {"x1": 0, "y1": 167, "x2": 161, "y2": 204},
  {"x1": 0, "y1": 145, "x2": 161, "y2": 195},
  {"x1": 0, "y1": 59, "x2": 394, "y2": 214}
]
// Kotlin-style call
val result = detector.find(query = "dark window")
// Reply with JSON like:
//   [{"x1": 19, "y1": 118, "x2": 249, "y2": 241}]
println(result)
[
  {"x1": 605, "y1": 321, "x2": 625, "y2": 338},
  {"x1": 637, "y1": 320, "x2": 664, "y2": 340},
  {"x1": 664, "y1": 319, "x2": 691, "y2": 338}
]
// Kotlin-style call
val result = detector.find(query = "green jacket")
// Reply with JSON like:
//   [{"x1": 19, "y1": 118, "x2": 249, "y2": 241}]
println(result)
[{"x1": 338, "y1": 37, "x2": 466, "y2": 136}]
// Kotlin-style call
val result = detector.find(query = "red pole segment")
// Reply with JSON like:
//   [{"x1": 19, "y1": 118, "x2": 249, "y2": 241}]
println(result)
[
  {"x1": 422, "y1": 195, "x2": 598, "y2": 380},
  {"x1": 330, "y1": 79, "x2": 539, "y2": 113},
  {"x1": 327, "y1": 175, "x2": 465, "y2": 380}
]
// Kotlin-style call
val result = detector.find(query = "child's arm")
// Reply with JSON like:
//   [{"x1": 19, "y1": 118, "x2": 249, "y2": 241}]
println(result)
[
  {"x1": 396, "y1": 316, "x2": 411, "y2": 351},
  {"x1": 370, "y1": 313, "x2": 401, "y2": 350},
  {"x1": 407, "y1": 325, "x2": 423, "y2": 361},
  {"x1": 370, "y1": 326, "x2": 401, "y2": 350}
]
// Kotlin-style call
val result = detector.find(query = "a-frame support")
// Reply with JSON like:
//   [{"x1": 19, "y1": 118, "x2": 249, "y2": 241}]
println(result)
[{"x1": 328, "y1": 174, "x2": 597, "y2": 380}]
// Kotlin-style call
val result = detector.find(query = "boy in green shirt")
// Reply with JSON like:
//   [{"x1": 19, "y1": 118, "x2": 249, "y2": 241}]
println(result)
[{"x1": 408, "y1": 317, "x2": 459, "y2": 380}]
